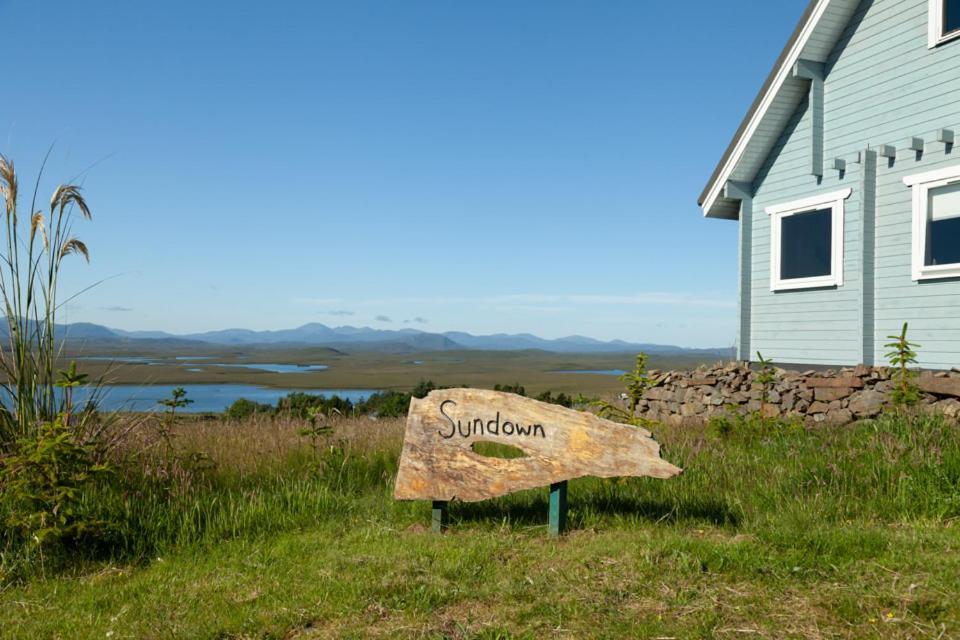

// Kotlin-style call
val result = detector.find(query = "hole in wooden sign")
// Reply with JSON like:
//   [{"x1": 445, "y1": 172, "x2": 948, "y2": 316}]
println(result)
[{"x1": 471, "y1": 441, "x2": 527, "y2": 459}]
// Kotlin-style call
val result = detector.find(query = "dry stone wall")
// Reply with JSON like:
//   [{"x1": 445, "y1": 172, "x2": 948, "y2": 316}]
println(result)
[{"x1": 636, "y1": 362, "x2": 960, "y2": 427}]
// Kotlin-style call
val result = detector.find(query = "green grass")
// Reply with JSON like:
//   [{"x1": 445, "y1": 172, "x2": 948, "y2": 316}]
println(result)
[
  {"x1": 2, "y1": 412, "x2": 960, "y2": 638},
  {"x1": 6, "y1": 520, "x2": 957, "y2": 639}
]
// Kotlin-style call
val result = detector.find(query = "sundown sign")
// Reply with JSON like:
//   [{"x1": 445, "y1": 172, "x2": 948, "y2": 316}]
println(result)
[{"x1": 394, "y1": 389, "x2": 682, "y2": 534}]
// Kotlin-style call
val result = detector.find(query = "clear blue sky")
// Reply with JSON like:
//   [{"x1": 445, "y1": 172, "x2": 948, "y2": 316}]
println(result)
[{"x1": 2, "y1": 1, "x2": 805, "y2": 347}]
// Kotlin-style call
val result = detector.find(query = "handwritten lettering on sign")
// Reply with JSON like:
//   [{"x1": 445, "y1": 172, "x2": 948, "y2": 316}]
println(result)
[
  {"x1": 394, "y1": 389, "x2": 682, "y2": 503},
  {"x1": 438, "y1": 399, "x2": 546, "y2": 439}
]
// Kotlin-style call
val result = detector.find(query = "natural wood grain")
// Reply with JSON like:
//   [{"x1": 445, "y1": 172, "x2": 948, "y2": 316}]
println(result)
[{"x1": 394, "y1": 389, "x2": 682, "y2": 502}]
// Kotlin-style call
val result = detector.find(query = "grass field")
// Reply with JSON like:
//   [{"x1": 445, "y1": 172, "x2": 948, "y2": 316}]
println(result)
[
  {"x1": 2, "y1": 410, "x2": 959, "y2": 638},
  {"x1": 58, "y1": 346, "x2": 724, "y2": 396}
]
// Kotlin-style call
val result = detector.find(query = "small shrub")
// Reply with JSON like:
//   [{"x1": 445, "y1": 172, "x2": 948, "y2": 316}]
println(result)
[
  {"x1": 707, "y1": 408, "x2": 739, "y2": 439},
  {"x1": 574, "y1": 393, "x2": 599, "y2": 406},
  {"x1": 158, "y1": 387, "x2": 193, "y2": 421},
  {"x1": 225, "y1": 397, "x2": 274, "y2": 421},
  {"x1": 411, "y1": 379, "x2": 438, "y2": 399},
  {"x1": 1, "y1": 415, "x2": 111, "y2": 550},
  {"x1": 493, "y1": 383, "x2": 526, "y2": 396},
  {"x1": 594, "y1": 352, "x2": 659, "y2": 427},
  {"x1": 55, "y1": 361, "x2": 89, "y2": 427},
  {"x1": 279, "y1": 392, "x2": 354, "y2": 419},
  {"x1": 754, "y1": 351, "x2": 778, "y2": 405},
  {"x1": 708, "y1": 409, "x2": 802, "y2": 441},
  {"x1": 620, "y1": 353, "x2": 658, "y2": 415},
  {"x1": 356, "y1": 391, "x2": 412, "y2": 418},
  {"x1": 885, "y1": 322, "x2": 921, "y2": 408},
  {"x1": 299, "y1": 407, "x2": 338, "y2": 457},
  {"x1": 535, "y1": 390, "x2": 573, "y2": 408}
]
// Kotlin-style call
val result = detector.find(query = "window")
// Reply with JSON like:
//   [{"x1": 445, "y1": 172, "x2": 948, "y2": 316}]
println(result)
[
  {"x1": 780, "y1": 209, "x2": 833, "y2": 280},
  {"x1": 766, "y1": 189, "x2": 850, "y2": 292},
  {"x1": 949, "y1": 0, "x2": 960, "y2": 33},
  {"x1": 904, "y1": 165, "x2": 960, "y2": 280},
  {"x1": 929, "y1": 0, "x2": 960, "y2": 47}
]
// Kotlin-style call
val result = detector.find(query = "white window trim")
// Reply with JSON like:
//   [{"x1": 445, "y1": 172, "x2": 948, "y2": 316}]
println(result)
[
  {"x1": 765, "y1": 188, "x2": 851, "y2": 292},
  {"x1": 904, "y1": 165, "x2": 960, "y2": 281},
  {"x1": 929, "y1": 0, "x2": 960, "y2": 48}
]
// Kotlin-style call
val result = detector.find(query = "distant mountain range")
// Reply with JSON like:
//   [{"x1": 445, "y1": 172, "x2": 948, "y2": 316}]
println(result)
[{"x1": 41, "y1": 321, "x2": 732, "y2": 356}]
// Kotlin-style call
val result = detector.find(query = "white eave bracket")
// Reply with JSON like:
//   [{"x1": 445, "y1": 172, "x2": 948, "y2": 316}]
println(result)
[{"x1": 724, "y1": 181, "x2": 753, "y2": 202}]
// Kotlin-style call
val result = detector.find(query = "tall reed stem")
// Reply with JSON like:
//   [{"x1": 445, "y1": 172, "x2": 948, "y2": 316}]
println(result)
[{"x1": 0, "y1": 154, "x2": 92, "y2": 450}]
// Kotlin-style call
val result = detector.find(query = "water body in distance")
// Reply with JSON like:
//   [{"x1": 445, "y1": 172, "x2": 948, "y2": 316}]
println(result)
[
  {"x1": 75, "y1": 357, "x2": 328, "y2": 374},
  {"x1": 205, "y1": 363, "x2": 329, "y2": 374},
  {"x1": 73, "y1": 385, "x2": 375, "y2": 413},
  {"x1": 76, "y1": 356, "x2": 159, "y2": 365}
]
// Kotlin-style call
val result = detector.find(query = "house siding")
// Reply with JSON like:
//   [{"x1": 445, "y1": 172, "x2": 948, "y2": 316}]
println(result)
[
  {"x1": 746, "y1": 0, "x2": 960, "y2": 369},
  {"x1": 750, "y1": 97, "x2": 863, "y2": 365}
]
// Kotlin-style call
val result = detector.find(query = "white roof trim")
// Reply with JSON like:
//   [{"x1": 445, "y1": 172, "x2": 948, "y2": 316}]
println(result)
[{"x1": 701, "y1": 0, "x2": 835, "y2": 219}]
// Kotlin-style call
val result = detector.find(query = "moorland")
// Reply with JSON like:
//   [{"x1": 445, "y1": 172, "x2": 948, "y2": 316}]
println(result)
[{"x1": 60, "y1": 343, "x2": 724, "y2": 398}]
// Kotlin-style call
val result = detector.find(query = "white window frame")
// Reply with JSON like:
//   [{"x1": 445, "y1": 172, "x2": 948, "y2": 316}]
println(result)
[
  {"x1": 929, "y1": 0, "x2": 960, "y2": 48},
  {"x1": 904, "y1": 165, "x2": 960, "y2": 281},
  {"x1": 765, "y1": 188, "x2": 850, "y2": 292}
]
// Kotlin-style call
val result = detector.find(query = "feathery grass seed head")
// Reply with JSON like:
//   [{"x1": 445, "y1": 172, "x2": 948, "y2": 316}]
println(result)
[
  {"x1": 30, "y1": 212, "x2": 48, "y2": 250},
  {"x1": 0, "y1": 155, "x2": 18, "y2": 217},
  {"x1": 50, "y1": 184, "x2": 91, "y2": 220},
  {"x1": 59, "y1": 237, "x2": 89, "y2": 262}
]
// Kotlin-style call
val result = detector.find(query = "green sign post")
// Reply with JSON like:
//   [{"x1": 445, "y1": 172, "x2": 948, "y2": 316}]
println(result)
[
  {"x1": 432, "y1": 501, "x2": 448, "y2": 533},
  {"x1": 549, "y1": 481, "x2": 568, "y2": 536}
]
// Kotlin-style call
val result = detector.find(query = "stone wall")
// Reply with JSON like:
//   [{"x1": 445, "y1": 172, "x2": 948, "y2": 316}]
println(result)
[{"x1": 636, "y1": 362, "x2": 960, "y2": 427}]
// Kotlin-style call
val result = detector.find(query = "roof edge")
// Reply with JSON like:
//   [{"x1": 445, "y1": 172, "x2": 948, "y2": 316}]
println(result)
[{"x1": 698, "y1": 0, "x2": 825, "y2": 213}]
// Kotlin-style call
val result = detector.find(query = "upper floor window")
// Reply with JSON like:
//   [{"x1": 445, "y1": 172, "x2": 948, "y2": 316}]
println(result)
[
  {"x1": 949, "y1": 0, "x2": 960, "y2": 32},
  {"x1": 765, "y1": 189, "x2": 850, "y2": 292},
  {"x1": 930, "y1": 0, "x2": 960, "y2": 47},
  {"x1": 781, "y1": 209, "x2": 833, "y2": 281},
  {"x1": 904, "y1": 166, "x2": 960, "y2": 280}
]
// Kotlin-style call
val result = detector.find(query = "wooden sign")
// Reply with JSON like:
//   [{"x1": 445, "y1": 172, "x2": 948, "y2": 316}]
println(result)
[{"x1": 394, "y1": 389, "x2": 682, "y2": 504}]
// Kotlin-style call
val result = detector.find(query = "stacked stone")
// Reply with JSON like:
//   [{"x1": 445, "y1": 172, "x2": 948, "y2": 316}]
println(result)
[{"x1": 635, "y1": 362, "x2": 960, "y2": 427}]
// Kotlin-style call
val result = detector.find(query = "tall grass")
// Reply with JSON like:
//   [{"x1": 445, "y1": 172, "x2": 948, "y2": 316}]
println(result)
[
  {"x1": 3, "y1": 388, "x2": 958, "y2": 586},
  {"x1": 0, "y1": 154, "x2": 94, "y2": 449},
  {"x1": 1, "y1": 409, "x2": 947, "y2": 581},
  {"x1": 79, "y1": 414, "x2": 407, "y2": 562}
]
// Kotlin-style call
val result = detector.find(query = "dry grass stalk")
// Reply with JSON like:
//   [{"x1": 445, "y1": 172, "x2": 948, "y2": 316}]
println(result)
[
  {"x1": 0, "y1": 153, "x2": 97, "y2": 450},
  {"x1": 110, "y1": 413, "x2": 406, "y2": 477}
]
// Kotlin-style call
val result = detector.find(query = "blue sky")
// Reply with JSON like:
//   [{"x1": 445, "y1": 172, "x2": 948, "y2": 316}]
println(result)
[{"x1": 1, "y1": 1, "x2": 805, "y2": 347}]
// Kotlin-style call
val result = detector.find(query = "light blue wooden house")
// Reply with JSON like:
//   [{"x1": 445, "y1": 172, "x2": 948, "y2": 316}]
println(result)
[{"x1": 702, "y1": 0, "x2": 960, "y2": 369}]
